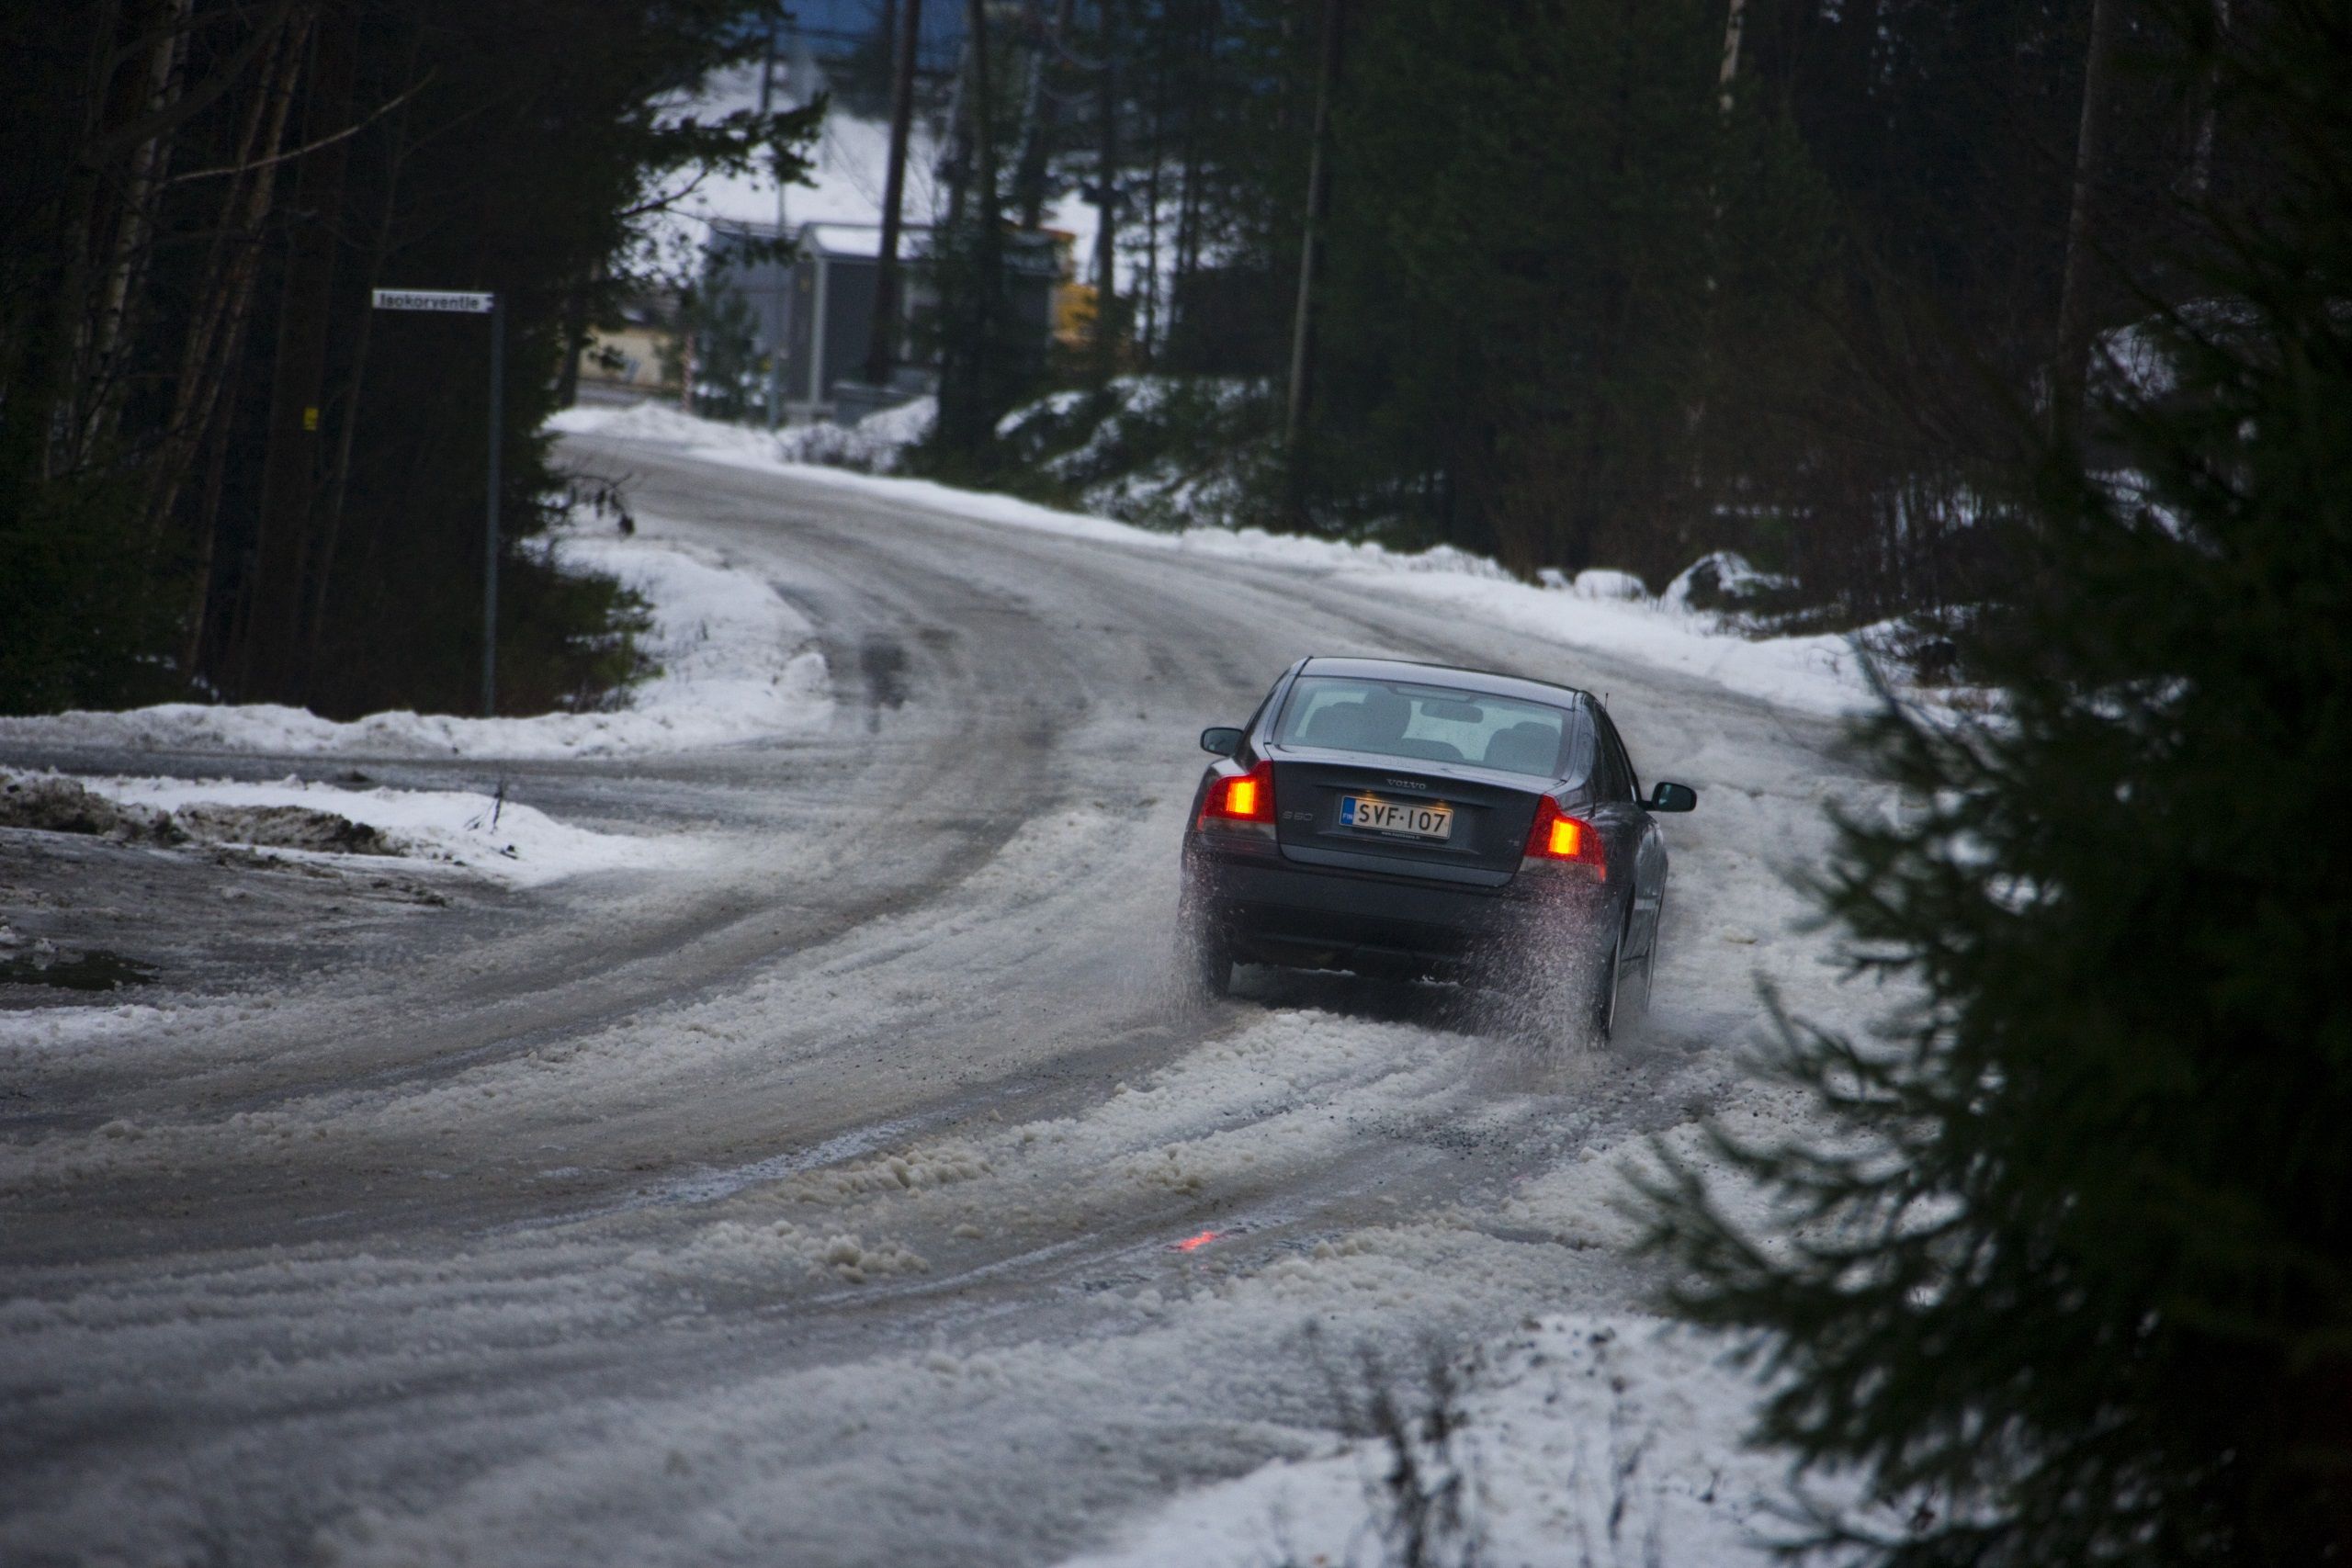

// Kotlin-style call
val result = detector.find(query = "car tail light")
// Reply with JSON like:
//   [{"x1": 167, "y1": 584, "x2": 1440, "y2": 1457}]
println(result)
[
  {"x1": 1200, "y1": 758, "x2": 1274, "y2": 828},
  {"x1": 1523, "y1": 795, "x2": 1604, "y2": 878}
]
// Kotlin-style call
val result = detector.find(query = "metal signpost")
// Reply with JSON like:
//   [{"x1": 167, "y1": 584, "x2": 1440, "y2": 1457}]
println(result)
[{"x1": 370, "y1": 288, "x2": 503, "y2": 716}]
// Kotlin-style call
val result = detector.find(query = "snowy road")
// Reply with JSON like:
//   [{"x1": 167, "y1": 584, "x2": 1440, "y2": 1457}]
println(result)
[{"x1": 1, "y1": 434, "x2": 1882, "y2": 1565}]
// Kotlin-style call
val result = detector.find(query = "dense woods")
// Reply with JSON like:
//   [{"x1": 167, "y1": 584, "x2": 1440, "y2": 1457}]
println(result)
[
  {"x1": 1628, "y1": 6, "x2": 2352, "y2": 1564},
  {"x1": 0, "y1": 1, "x2": 813, "y2": 716},
  {"x1": 920, "y1": 0, "x2": 2245, "y2": 629}
]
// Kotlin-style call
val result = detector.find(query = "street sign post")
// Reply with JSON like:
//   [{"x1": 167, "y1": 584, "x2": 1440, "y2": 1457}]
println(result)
[{"x1": 370, "y1": 288, "x2": 503, "y2": 716}]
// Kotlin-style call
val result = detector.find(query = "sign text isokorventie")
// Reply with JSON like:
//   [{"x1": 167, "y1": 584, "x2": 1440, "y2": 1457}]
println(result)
[{"x1": 371, "y1": 288, "x2": 495, "y2": 314}]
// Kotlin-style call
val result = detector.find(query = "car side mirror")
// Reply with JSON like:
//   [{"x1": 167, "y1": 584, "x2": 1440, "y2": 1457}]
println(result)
[
  {"x1": 1200, "y1": 726, "x2": 1245, "y2": 757},
  {"x1": 1647, "y1": 781, "x2": 1697, "y2": 813}
]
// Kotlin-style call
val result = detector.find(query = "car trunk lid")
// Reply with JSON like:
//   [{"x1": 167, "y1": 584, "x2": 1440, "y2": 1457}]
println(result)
[{"x1": 1268, "y1": 750, "x2": 1544, "y2": 887}]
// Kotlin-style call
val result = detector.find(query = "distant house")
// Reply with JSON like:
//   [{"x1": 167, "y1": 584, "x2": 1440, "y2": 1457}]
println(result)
[
  {"x1": 580, "y1": 290, "x2": 683, "y2": 392},
  {"x1": 703, "y1": 218, "x2": 1064, "y2": 425}
]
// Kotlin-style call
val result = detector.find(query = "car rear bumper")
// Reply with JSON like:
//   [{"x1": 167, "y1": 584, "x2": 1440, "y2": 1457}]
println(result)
[{"x1": 1184, "y1": 841, "x2": 1602, "y2": 978}]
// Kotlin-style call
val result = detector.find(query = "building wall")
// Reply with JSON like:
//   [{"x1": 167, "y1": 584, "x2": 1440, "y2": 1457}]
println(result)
[{"x1": 581, "y1": 325, "x2": 677, "y2": 389}]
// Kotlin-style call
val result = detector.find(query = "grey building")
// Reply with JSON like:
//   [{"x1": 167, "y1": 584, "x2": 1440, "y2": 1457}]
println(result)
[{"x1": 704, "y1": 218, "x2": 1063, "y2": 426}]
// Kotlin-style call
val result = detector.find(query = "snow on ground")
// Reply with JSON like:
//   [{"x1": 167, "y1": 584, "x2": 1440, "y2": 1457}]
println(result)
[
  {"x1": 556, "y1": 399, "x2": 1883, "y2": 718},
  {"x1": 69, "y1": 773, "x2": 699, "y2": 887},
  {"x1": 1062, "y1": 1314, "x2": 1789, "y2": 1568},
  {"x1": 0, "y1": 416, "x2": 1901, "y2": 1565},
  {"x1": 771, "y1": 394, "x2": 934, "y2": 471},
  {"x1": 0, "y1": 520, "x2": 830, "y2": 759}
]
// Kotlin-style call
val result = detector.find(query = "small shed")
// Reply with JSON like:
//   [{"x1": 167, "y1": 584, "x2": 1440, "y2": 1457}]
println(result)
[{"x1": 704, "y1": 218, "x2": 1062, "y2": 425}]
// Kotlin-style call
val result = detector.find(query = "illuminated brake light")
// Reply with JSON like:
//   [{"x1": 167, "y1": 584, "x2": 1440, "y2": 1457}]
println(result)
[
  {"x1": 1523, "y1": 795, "x2": 1604, "y2": 877},
  {"x1": 1201, "y1": 758, "x2": 1275, "y2": 827},
  {"x1": 1544, "y1": 815, "x2": 1584, "y2": 858}
]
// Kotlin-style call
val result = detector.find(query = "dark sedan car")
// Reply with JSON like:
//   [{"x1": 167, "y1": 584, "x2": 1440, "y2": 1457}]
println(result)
[{"x1": 1178, "y1": 656, "x2": 1696, "y2": 1040}]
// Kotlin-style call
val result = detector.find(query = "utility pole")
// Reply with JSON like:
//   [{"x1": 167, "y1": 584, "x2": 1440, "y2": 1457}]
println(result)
[
  {"x1": 483, "y1": 295, "x2": 503, "y2": 716},
  {"x1": 1012, "y1": 0, "x2": 1076, "y2": 231},
  {"x1": 865, "y1": 0, "x2": 924, "y2": 388},
  {"x1": 368, "y1": 288, "x2": 502, "y2": 715},
  {"x1": 759, "y1": 11, "x2": 784, "y2": 426},
  {"x1": 1283, "y1": 0, "x2": 1343, "y2": 491},
  {"x1": 1091, "y1": 0, "x2": 1120, "y2": 381}
]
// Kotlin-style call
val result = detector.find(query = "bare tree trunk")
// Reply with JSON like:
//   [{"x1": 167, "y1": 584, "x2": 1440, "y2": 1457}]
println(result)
[
  {"x1": 1012, "y1": 0, "x2": 1075, "y2": 231},
  {"x1": 1139, "y1": 7, "x2": 1168, "y2": 362},
  {"x1": 1091, "y1": 0, "x2": 1119, "y2": 382},
  {"x1": 41, "y1": 0, "x2": 130, "y2": 484},
  {"x1": 1717, "y1": 0, "x2": 1746, "y2": 114},
  {"x1": 161, "y1": 6, "x2": 311, "y2": 672},
  {"x1": 78, "y1": 0, "x2": 194, "y2": 465},
  {"x1": 308, "y1": 25, "x2": 422, "y2": 676},
  {"x1": 1171, "y1": 0, "x2": 1212, "y2": 346},
  {"x1": 245, "y1": 0, "x2": 358, "y2": 701},
  {"x1": 2186, "y1": 0, "x2": 2231, "y2": 197},
  {"x1": 554, "y1": 261, "x2": 594, "y2": 410},
  {"x1": 970, "y1": 0, "x2": 1003, "y2": 360},
  {"x1": 2052, "y1": 0, "x2": 2122, "y2": 436},
  {"x1": 147, "y1": 6, "x2": 308, "y2": 545},
  {"x1": 1283, "y1": 0, "x2": 1342, "y2": 489},
  {"x1": 865, "y1": 0, "x2": 924, "y2": 387}
]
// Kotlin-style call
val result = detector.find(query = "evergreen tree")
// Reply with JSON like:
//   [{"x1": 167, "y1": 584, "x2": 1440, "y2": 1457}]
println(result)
[
  {"x1": 1312, "y1": 0, "x2": 1834, "y2": 579},
  {"x1": 1635, "y1": 5, "x2": 2352, "y2": 1562}
]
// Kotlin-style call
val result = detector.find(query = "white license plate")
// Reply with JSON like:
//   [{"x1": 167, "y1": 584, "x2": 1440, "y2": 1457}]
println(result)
[{"x1": 1340, "y1": 795, "x2": 1453, "y2": 840}]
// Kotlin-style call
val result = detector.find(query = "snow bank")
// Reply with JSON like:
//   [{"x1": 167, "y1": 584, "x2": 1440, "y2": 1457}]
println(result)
[
  {"x1": 0, "y1": 526, "x2": 829, "y2": 760},
  {"x1": 772, "y1": 395, "x2": 934, "y2": 472},
  {"x1": 552, "y1": 397, "x2": 934, "y2": 476},
  {"x1": 561, "y1": 400, "x2": 1882, "y2": 717},
  {"x1": 70, "y1": 773, "x2": 694, "y2": 887},
  {"x1": 1063, "y1": 1314, "x2": 1793, "y2": 1568}
]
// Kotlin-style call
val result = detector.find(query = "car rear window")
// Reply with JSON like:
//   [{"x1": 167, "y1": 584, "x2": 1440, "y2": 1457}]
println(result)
[{"x1": 1272, "y1": 675, "x2": 1575, "y2": 775}]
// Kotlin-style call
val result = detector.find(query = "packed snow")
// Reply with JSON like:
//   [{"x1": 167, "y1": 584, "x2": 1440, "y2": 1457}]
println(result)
[{"x1": 556, "y1": 398, "x2": 1888, "y2": 718}]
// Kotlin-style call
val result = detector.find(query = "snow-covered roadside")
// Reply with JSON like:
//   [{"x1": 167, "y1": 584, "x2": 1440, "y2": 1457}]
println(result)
[
  {"x1": 68, "y1": 772, "x2": 697, "y2": 888},
  {"x1": 1061, "y1": 1314, "x2": 1785, "y2": 1568},
  {"x1": 554, "y1": 400, "x2": 1881, "y2": 719},
  {"x1": 0, "y1": 523, "x2": 831, "y2": 760}
]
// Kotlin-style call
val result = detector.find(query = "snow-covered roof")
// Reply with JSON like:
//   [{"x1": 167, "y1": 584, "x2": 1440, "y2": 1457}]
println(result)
[{"x1": 799, "y1": 222, "x2": 931, "y2": 260}]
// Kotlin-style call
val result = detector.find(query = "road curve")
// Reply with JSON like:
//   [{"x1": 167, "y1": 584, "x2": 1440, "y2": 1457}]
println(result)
[{"x1": 0, "y1": 434, "x2": 1873, "y2": 1567}]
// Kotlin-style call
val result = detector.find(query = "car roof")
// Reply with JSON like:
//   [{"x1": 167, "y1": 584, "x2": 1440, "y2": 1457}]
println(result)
[{"x1": 1294, "y1": 656, "x2": 1593, "y2": 710}]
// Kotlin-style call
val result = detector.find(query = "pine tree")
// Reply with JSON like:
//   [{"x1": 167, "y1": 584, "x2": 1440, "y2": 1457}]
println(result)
[{"x1": 1635, "y1": 5, "x2": 2352, "y2": 1562}]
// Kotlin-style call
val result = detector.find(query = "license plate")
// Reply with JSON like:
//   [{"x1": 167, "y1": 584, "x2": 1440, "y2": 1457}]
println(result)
[{"x1": 1340, "y1": 795, "x2": 1453, "y2": 840}]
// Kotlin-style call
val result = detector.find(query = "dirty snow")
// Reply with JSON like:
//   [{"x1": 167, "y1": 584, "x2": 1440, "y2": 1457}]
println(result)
[{"x1": 66, "y1": 773, "x2": 695, "y2": 887}]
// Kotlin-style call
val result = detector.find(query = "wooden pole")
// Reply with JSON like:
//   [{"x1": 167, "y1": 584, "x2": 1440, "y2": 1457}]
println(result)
[
  {"x1": 865, "y1": 0, "x2": 923, "y2": 387},
  {"x1": 1283, "y1": 0, "x2": 1342, "y2": 484}
]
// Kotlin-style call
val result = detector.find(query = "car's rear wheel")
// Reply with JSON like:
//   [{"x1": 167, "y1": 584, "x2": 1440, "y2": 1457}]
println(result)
[
  {"x1": 1587, "y1": 919, "x2": 1627, "y2": 1043},
  {"x1": 1191, "y1": 925, "x2": 1233, "y2": 998},
  {"x1": 1632, "y1": 893, "x2": 1662, "y2": 1018},
  {"x1": 1178, "y1": 886, "x2": 1232, "y2": 999}
]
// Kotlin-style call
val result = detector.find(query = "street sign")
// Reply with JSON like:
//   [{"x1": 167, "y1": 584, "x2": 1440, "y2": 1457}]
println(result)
[{"x1": 372, "y1": 288, "x2": 495, "y2": 314}]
